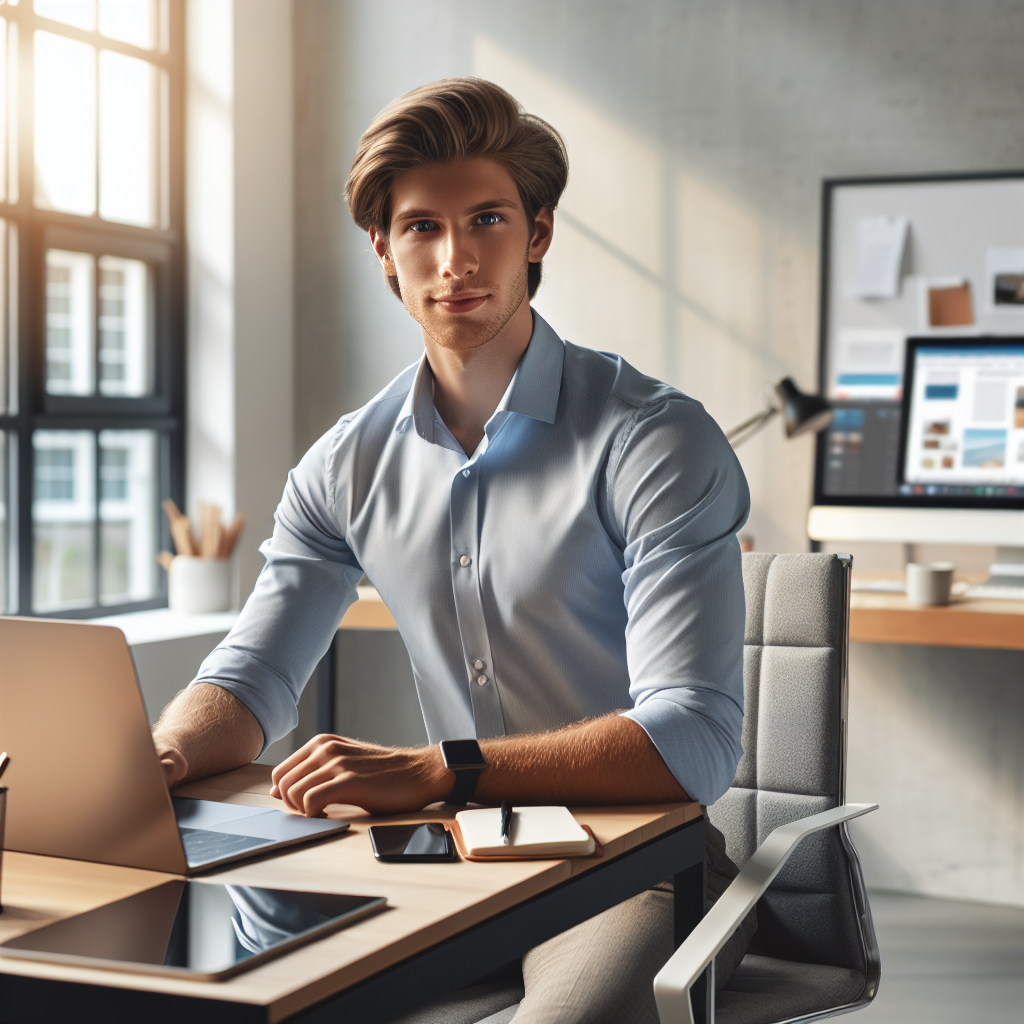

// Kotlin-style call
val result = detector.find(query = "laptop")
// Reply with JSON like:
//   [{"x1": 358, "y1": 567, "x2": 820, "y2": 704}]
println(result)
[{"x1": 0, "y1": 617, "x2": 350, "y2": 874}]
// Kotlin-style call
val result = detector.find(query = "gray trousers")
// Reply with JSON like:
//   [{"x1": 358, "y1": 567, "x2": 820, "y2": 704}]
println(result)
[{"x1": 394, "y1": 819, "x2": 756, "y2": 1024}]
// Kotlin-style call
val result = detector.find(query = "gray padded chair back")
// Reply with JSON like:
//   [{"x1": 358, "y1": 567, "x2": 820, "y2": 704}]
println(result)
[{"x1": 707, "y1": 552, "x2": 879, "y2": 1023}]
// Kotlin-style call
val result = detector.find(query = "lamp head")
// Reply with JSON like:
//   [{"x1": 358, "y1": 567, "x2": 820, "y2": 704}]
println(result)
[{"x1": 774, "y1": 377, "x2": 833, "y2": 438}]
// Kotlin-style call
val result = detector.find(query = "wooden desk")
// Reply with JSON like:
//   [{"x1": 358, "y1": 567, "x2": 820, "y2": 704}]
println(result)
[
  {"x1": 339, "y1": 585, "x2": 397, "y2": 630},
  {"x1": 346, "y1": 580, "x2": 1024, "y2": 650},
  {"x1": 0, "y1": 765, "x2": 703, "y2": 1023},
  {"x1": 850, "y1": 581, "x2": 1024, "y2": 651}
]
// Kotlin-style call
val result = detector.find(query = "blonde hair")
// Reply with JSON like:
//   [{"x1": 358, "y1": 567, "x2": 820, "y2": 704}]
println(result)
[{"x1": 346, "y1": 77, "x2": 568, "y2": 299}]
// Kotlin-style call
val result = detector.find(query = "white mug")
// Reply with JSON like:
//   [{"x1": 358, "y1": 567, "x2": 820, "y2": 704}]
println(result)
[
  {"x1": 168, "y1": 556, "x2": 232, "y2": 614},
  {"x1": 905, "y1": 562, "x2": 954, "y2": 606}
]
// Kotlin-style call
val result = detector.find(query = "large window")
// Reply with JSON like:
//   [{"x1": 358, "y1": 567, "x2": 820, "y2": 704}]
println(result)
[{"x1": 0, "y1": 0, "x2": 183, "y2": 616}]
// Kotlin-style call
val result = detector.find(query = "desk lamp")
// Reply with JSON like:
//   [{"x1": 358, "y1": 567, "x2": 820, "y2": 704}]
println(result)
[{"x1": 726, "y1": 377, "x2": 833, "y2": 449}]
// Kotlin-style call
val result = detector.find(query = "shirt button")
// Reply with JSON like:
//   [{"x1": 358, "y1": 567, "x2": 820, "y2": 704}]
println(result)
[
  {"x1": 462, "y1": 468, "x2": 471, "y2": 478},
  {"x1": 476, "y1": 675, "x2": 488, "y2": 686},
  {"x1": 459, "y1": 555, "x2": 472, "y2": 568},
  {"x1": 473, "y1": 659, "x2": 485, "y2": 671}
]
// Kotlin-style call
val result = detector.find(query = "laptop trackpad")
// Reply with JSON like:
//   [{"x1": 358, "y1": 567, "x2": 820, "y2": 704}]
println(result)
[
  {"x1": 204, "y1": 810, "x2": 347, "y2": 842},
  {"x1": 172, "y1": 797, "x2": 277, "y2": 830}
]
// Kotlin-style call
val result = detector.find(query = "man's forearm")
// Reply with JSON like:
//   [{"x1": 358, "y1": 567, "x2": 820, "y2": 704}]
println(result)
[
  {"x1": 272, "y1": 713, "x2": 689, "y2": 817},
  {"x1": 152, "y1": 683, "x2": 264, "y2": 786},
  {"x1": 474, "y1": 714, "x2": 689, "y2": 805}
]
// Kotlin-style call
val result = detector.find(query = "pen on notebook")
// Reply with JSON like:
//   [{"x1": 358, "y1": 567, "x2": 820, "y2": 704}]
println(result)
[
  {"x1": 0, "y1": 752, "x2": 9, "y2": 781},
  {"x1": 500, "y1": 800, "x2": 513, "y2": 846}
]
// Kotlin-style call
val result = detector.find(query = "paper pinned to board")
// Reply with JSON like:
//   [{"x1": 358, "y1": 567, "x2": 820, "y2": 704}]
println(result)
[
  {"x1": 832, "y1": 328, "x2": 905, "y2": 399},
  {"x1": 987, "y1": 247, "x2": 1024, "y2": 310},
  {"x1": 846, "y1": 215, "x2": 909, "y2": 299},
  {"x1": 917, "y1": 276, "x2": 975, "y2": 329}
]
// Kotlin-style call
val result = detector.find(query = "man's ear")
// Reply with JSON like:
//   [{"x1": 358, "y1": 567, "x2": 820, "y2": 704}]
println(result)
[
  {"x1": 528, "y1": 208, "x2": 555, "y2": 263},
  {"x1": 369, "y1": 226, "x2": 398, "y2": 276}
]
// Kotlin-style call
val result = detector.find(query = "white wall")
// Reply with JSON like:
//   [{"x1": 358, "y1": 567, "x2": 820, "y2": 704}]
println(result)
[
  {"x1": 291, "y1": 0, "x2": 1024, "y2": 905},
  {"x1": 183, "y1": 0, "x2": 299, "y2": 761},
  {"x1": 187, "y1": 0, "x2": 294, "y2": 604}
]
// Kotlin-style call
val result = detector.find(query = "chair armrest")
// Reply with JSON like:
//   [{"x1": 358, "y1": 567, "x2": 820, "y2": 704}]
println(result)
[{"x1": 653, "y1": 802, "x2": 878, "y2": 1024}]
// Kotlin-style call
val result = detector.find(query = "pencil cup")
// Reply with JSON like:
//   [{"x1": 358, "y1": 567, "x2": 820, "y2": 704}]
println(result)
[
  {"x1": 905, "y1": 562, "x2": 954, "y2": 606},
  {"x1": 0, "y1": 786, "x2": 7, "y2": 913},
  {"x1": 168, "y1": 556, "x2": 232, "y2": 614}
]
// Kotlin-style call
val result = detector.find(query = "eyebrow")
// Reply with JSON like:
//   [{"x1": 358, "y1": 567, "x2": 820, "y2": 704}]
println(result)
[{"x1": 394, "y1": 198, "x2": 520, "y2": 222}]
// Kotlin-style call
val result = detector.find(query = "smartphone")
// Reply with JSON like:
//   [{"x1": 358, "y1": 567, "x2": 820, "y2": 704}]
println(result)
[{"x1": 368, "y1": 823, "x2": 458, "y2": 862}]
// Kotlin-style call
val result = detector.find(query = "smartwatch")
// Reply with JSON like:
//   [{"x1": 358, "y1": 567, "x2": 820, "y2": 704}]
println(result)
[{"x1": 439, "y1": 739, "x2": 488, "y2": 806}]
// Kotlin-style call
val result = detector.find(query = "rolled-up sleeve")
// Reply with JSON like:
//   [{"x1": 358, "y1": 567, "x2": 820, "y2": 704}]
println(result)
[
  {"x1": 612, "y1": 396, "x2": 750, "y2": 805},
  {"x1": 190, "y1": 424, "x2": 363, "y2": 753}
]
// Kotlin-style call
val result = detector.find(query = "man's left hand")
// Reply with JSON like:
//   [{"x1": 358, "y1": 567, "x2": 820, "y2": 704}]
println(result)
[{"x1": 270, "y1": 734, "x2": 452, "y2": 817}]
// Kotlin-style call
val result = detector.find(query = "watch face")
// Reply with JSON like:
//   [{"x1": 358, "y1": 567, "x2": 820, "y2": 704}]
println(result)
[{"x1": 440, "y1": 739, "x2": 487, "y2": 770}]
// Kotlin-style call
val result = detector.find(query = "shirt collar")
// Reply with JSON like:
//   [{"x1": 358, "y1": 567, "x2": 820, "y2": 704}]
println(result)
[
  {"x1": 396, "y1": 356, "x2": 440, "y2": 444},
  {"x1": 396, "y1": 310, "x2": 565, "y2": 443},
  {"x1": 503, "y1": 311, "x2": 564, "y2": 425}
]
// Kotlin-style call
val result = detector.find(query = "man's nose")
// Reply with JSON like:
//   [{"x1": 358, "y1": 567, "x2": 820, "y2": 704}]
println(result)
[{"x1": 439, "y1": 228, "x2": 477, "y2": 280}]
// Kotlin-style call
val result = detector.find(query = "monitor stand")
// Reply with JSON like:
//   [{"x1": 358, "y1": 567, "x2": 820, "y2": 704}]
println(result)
[{"x1": 970, "y1": 546, "x2": 1024, "y2": 599}]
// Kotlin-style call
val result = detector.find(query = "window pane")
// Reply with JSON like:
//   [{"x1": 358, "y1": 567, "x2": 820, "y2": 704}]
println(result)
[
  {"x1": 33, "y1": 430, "x2": 95, "y2": 612},
  {"x1": 35, "y1": 32, "x2": 96, "y2": 216},
  {"x1": 99, "y1": 0, "x2": 156, "y2": 50},
  {"x1": 98, "y1": 255, "x2": 152, "y2": 396},
  {"x1": 34, "y1": 0, "x2": 97, "y2": 32},
  {"x1": 99, "y1": 50, "x2": 157, "y2": 227},
  {"x1": 99, "y1": 429, "x2": 156, "y2": 605},
  {"x1": 0, "y1": 431, "x2": 12, "y2": 614},
  {"x1": 45, "y1": 249, "x2": 94, "y2": 396}
]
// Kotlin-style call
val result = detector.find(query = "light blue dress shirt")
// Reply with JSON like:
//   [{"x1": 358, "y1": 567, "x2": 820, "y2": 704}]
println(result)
[{"x1": 192, "y1": 312, "x2": 750, "y2": 805}]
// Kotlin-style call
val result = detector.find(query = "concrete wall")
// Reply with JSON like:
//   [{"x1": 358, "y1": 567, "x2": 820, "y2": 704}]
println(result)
[{"x1": 291, "y1": 0, "x2": 1024, "y2": 904}]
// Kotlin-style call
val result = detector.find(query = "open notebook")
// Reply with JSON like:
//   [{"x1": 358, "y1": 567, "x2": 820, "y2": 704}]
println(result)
[{"x1": 455, "y1": 806, "x2": 596, "y2": 858}]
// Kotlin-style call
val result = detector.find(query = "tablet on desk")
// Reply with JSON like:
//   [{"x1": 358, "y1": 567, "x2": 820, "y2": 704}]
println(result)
[{"x1": 0, "y1": 881, "x2": 386, "y2": 980}]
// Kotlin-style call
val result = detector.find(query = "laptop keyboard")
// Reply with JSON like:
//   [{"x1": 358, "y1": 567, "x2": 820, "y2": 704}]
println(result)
[{"x1": 179, "y1": 827, "x2": 271, "y2": 868}]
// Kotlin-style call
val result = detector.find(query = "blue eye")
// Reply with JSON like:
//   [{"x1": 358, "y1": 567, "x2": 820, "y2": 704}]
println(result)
[
  {"x1": 410, "y1": 220, "x2": 438, "y2": 232},
  {"x1": 477, "y1": 213, "x2": 501, "y2": 225}
]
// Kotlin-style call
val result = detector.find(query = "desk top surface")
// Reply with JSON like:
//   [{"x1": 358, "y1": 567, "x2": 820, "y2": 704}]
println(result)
[
  {"x1": 0, "y1": 765, "x2": 698, "y2": 1023},
  {"x1": 849, "y1": 573, "x2": 1024, "y2": 649}
]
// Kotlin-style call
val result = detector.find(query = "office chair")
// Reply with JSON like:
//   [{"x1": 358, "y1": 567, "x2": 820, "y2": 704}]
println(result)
[
  {"x1": 655, "y1": 552, "x2": 880, "y2": 1024},
  {"x1": 397, "y1": 552, "x2": 879, "y2": 1024}
]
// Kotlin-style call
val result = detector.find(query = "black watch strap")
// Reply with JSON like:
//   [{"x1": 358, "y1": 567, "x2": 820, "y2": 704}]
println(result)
[{"x1": 445, "y1": 768, "x2": 482, "y2": 807}]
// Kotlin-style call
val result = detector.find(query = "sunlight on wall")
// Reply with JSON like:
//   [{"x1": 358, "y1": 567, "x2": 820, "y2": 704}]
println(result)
[
  {"x1": 473, "y1": 36, "x2": 818, "y2": 552},
  {"x1": 186, "y1": 0, "x2": 235, "y2": 531}
]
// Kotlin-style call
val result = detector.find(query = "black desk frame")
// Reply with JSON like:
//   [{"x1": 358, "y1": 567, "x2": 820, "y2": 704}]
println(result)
[{"x1": 0, "y1": 817, "x2": 708, "y2": 1024}]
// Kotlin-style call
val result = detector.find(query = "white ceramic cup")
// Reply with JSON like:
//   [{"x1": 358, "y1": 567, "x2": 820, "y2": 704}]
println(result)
[
  {"x1": 905, "y1": 561, "x2": 955, "y2": 606},
  {"x1": 168, "y1": 556, "x2": 232, "y2": 614}
]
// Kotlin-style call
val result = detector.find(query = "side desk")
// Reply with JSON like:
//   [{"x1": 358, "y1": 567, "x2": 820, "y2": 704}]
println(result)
[
  {"x1": 850, "y1": 578, "x2": 1024, "y2": 651},
  {"x1": 346, "y1": 578, "x2": 1024, "y2": 649},
  {"x1": 339, "y1": 584, "x2": 399, "y2": 630},
  {"x1": 0, "y1": 765, "x2": 704, "y2": 1023}
]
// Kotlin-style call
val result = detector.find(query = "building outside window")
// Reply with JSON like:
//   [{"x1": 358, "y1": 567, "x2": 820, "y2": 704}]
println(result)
[{"x1": 0, "y1": 0, "x2": 184, "y2": 617}]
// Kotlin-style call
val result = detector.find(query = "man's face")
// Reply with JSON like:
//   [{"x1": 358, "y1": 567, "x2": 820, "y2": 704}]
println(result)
[{"x1": 371, "y1": 158, "x2": 552, "y2": 354}]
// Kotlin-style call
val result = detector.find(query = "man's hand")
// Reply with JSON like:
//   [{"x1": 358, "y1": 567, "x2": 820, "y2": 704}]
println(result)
[
  {"x1": 156, "y1": 745, "x2": 189, "y2": 787},
  {"x1": 271, "y1": 735, "x2": 452, "y2": 817},
  {"x1": 152, "y1": 683, "x2": 265, "y2": 787}
]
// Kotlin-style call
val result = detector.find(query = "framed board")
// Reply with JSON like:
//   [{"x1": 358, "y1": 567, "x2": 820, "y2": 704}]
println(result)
[{"x1": 813, "y1": 171, "x2": 1024, "y2": 511}]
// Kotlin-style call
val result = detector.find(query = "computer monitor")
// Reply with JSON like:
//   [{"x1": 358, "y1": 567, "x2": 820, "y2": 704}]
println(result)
[
  {"x1": 898, "y1": 337, "x2": 1024, "y2": 496},
  {"x1": 808, "y1": 172, "x2": 1024, "y2": 548}
]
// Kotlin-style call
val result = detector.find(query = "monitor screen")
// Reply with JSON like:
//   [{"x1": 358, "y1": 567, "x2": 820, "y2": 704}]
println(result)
[{"x1": 898, "y1": 338, "x2": 1024, "y2": 496}]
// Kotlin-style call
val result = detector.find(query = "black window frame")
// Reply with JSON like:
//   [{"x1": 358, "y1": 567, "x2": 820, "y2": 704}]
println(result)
[{"x1": 0, "y1": 0, "x2": 185, "y2": 618}]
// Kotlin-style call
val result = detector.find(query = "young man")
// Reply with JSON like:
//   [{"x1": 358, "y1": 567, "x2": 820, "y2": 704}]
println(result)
[{"x1": 153, "y1": 79, "x2": 752, "y2": 1023}]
